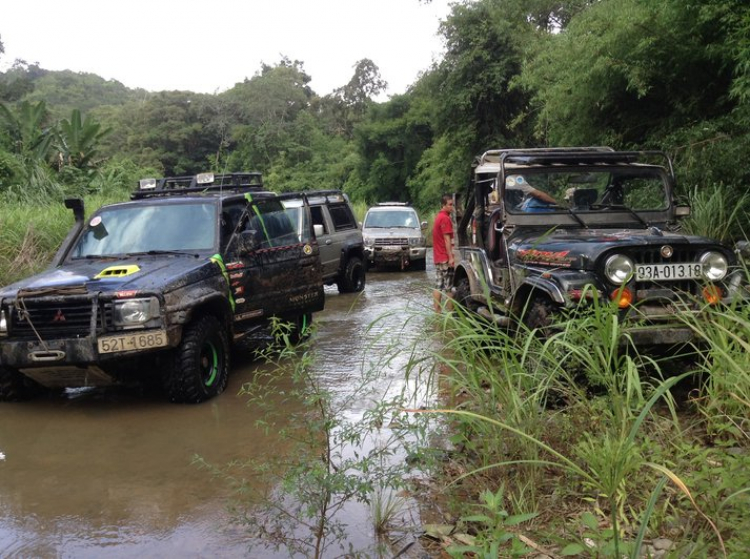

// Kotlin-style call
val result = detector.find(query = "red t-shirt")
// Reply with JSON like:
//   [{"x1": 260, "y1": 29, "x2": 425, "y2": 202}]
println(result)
[{"x1": 432, "y1": 209, "x2": 453, "y2": 264}]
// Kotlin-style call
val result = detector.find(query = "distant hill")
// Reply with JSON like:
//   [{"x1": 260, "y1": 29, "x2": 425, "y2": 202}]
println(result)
[{"x1": 1, "y1": 65, "x2": 149, "y2": 119}]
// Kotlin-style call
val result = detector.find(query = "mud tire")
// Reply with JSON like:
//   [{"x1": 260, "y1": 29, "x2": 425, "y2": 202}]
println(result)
[
  {"x1": 522, "y1": 295, "x2": 557, "y2": 337},
  {"x1": 453, "y1": 277, "x2": 477, "y2": 312},
  {"x1": 337, "y1": 256, "x2": 366, "y2": 293},
  {"x1": 0, "y1": 367, "x2": 41, "y2": 401},
  {"x1": 165, "y1": 315, "x2": 230, "y2": 403},
  {"x1": 410, "y1": 258, "x2": 427, "y2": 271},
  {"x1": 288, "y1": 312, "x2": 314, "y2": 344}
]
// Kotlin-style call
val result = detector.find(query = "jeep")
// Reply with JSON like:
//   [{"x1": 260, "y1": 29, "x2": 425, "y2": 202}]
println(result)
[
  {"x1": 281, "y1": 190, "x2": 366, "y2": 293},
  {"x1": 362, "y1": 202, "x2": 428, "y2": 271},
  {"x1": 0, "y1": 172, "x2": 324, "y2": 403},
  {"x1": 452, "y1": 147, "x2": 749, "y2": 345}
]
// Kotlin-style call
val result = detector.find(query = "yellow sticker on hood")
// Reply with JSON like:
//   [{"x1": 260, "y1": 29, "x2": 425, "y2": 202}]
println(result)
[{"x1": 94, "y1": 265, "x2": 141, "y2": 279}]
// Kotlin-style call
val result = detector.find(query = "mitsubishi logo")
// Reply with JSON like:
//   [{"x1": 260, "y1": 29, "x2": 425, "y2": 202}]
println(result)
[{"x1": 52, "y1": 309, "x2": 66, "y2": 322}]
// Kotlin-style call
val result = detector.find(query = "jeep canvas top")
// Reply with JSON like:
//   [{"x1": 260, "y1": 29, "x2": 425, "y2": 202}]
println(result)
[
  {"x1": 0, "y1": 172, "x2": 324, "y2": 403},
  {"x1": 452, "y1": 147, "x2": 749, "y2": 345}
]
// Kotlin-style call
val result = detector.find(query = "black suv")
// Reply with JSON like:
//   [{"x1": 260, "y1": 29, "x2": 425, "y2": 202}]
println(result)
[
  {"x1": 282, "y1": 190, "x2": 366, "y2": 293},
  {"x1": 452, "y1": 148, "x2": 748, "y2": 345},
  {"x1": 0, "y1": 173, "x2": 324, "y2": 403}
]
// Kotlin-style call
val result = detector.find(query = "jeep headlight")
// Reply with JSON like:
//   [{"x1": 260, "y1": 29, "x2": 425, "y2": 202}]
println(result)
[
  {"x1": 113, "y1": 297, "x2": 161, "y2": 327},
  {"x1": 604, "y1": 254, "x2": 634, "y2": 285},
  {"x1": 699, "y1": 251, "x2": 728, "y2": 281}
]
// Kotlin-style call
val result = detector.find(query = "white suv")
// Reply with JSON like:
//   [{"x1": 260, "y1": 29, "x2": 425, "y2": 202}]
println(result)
[{"x1": 362, "y1": 203, "x2": 427, "y2": 271}]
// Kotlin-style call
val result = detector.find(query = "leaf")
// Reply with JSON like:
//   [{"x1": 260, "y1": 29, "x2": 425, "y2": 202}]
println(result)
[
  {"x1": 582, "y1": 511, "x2": 599, "y2": 530},
  {"x1": 561, "y1": 543, "x2": 586, "y2": 555},
  {"x1": 504, "y1": 512, "x2": 539, "y2": 526},
  {"x1": 422, "y1": 524, "x2": 454, "y2": 539}
]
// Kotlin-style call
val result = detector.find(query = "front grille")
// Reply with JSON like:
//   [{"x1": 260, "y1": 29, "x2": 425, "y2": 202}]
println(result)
[
  {"x1": 632, "y1": 246, "x2": 702, "y2": 297},
  {"x1": 374, "y1": 237, "x2": 408, "y2": 247},
  {"x1": 6, "y1": 298, "x2": 108, "y2": 340}
]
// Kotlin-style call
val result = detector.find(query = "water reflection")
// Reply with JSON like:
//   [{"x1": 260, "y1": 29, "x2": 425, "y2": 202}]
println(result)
[{"x1": 0, "y1": 264, "x2": 438, "y2": 557}]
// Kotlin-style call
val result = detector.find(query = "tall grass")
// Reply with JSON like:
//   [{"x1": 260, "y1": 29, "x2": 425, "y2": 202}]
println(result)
[{"x1": 413, "y1": 289, "x2": 749, "y2": 557}]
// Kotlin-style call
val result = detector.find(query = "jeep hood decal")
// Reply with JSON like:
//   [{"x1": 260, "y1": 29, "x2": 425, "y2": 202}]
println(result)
[
  {"x1": 0, "y1": 257, "x2": 216, "y2": 298},
  {"x1": 508, "y1": 228, "x2": 714, "y2": 269}
]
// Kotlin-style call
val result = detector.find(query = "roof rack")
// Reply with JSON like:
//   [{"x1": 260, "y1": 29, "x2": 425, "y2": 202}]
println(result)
[{"x1": 131, "y1": 172, "x2": 264, "y2": 199}]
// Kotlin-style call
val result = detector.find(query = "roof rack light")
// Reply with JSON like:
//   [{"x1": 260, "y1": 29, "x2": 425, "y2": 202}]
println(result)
[
  {"x1": 196, "y1": 172, "x2": 214, "y2": 185},
  {"x1": 139, "y1": 178, "x2": 157, "y2": 190}
]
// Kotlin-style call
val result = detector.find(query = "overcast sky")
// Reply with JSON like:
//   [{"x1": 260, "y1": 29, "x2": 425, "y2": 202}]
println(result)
[{"x1": 0, "y1": 0, "x2": 454, "y2": 99}]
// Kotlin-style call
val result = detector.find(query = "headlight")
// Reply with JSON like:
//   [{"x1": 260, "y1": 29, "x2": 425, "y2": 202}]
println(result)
[
  {"x1": 408, "y1": 237, "x2": 423, "y2": 246},
  {"x1": 113, "y1": 297, "x2": 160, "y2": 327},
  {"x1": 362, "y1": 235, "x2": 374, "y2": 247},
  {"x1": 699, "y1": 251, "x2": 728, "y2": 281},
  {"x1": 604, "y1": 254, "x2": 634, "y2": 285}
]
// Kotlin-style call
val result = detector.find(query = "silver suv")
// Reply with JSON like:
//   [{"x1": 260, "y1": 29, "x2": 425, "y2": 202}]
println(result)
[
  {"x1": 282, "y1": 190, "x2": 366, "y2": 293},
  {"x1": 362, "y1": 203, "x2": 427, "y2": 271}
]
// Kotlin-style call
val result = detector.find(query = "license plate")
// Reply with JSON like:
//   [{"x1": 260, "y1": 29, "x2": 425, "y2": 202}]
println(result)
[
  {"x1": 98, "y1": 330, "x2": 168, "y2": 354},
  {"x1": 636, "y1": 263, "x2": 702, "y2": 281}
]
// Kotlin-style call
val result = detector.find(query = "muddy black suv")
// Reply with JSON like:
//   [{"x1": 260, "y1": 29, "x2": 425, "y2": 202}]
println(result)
[
  {"x1": 282, "y1": 190, "x2": 366, "y2": 293},
  {"x1": 452, "y1": 147, "x2": 748, "y2": 345},
  {"x1": 0, "y1": 172, "x2": 324, "y2": 403}
]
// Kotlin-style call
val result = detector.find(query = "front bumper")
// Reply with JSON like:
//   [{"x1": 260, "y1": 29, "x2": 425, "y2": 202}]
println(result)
[{"x1": 365, "y1": 245, "x2": 427, "y2": 264}]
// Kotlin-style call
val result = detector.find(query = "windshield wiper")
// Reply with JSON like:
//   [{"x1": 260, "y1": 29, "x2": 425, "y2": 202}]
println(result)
[
  {"x1": 604, "y1": 205, "x2": 649, "y2": 228},
  {"x1": 564, "y1": 208, "x2": 587, "y2": 228},
  {"x1": 128, "y1": 250, "x2": 200, "y2": 257}
]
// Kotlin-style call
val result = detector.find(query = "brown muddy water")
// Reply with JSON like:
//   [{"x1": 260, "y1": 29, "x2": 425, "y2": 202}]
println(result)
[{"x1": 0, "y1": 261, "x2": 439, "y2": 558}]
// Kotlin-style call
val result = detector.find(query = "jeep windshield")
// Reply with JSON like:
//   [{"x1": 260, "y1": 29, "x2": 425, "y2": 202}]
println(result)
[
  {"x1": 363, "y1": 209, "x2": 420, "y2": 228},
  {"x1": 502, "y1": 167, "x2": 669, "y2": 216},
  {"x1": 69, "y1": 201, "x2": 217, "y2": 258}
]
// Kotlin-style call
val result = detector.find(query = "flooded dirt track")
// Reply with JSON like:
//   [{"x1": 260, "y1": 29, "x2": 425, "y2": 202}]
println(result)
[{"x1": 0, "y1": 260, "x2": 438, "y2": 558}]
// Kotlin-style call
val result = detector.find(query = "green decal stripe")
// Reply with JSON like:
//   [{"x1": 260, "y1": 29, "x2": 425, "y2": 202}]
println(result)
[
  {"x1": 204, "y1": 342, "x2": 218, "y2": 386},
  {"x1": 210, "y1": 254, "x2": 235, "y2": 312}
]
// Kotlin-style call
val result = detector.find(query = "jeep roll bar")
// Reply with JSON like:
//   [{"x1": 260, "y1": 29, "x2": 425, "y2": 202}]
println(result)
[{"x1": 131, "y1": 172, "x2": 265, "y2": 199}]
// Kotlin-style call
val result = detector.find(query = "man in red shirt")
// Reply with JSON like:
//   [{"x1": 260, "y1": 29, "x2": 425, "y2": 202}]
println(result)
[{"x1": 432, "y1": 194, "x2": 455, "y2": 312}]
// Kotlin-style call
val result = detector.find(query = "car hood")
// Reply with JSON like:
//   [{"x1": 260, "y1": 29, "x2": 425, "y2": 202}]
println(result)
[
  {"x1": 0, "y1": 255, "x2": 219, "y2": 299},
  {"x1": 508, "y1": 228, "x2": 725, "y2": 269}
]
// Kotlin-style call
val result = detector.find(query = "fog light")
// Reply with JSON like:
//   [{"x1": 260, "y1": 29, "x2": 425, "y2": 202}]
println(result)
[
  {"x1": 702, "y1": 285, "x2": 722, "y2": 305},
  {"x1": 610, "y1": 287, "x2": 633, "y2": 308}
]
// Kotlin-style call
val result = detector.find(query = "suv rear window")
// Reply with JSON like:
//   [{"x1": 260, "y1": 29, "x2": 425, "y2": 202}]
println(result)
[{"x1": 328, "y1": 204, "x2": 357, "y2": 231}]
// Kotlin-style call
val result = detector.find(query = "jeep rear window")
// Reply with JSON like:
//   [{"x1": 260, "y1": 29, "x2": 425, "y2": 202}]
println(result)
[{"x1": 70, "y1": 202, "x2": 217, "y2": 257}]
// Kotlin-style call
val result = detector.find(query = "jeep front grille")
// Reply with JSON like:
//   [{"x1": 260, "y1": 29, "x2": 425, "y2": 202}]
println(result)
[
  {"x1": 374, "y1": 237, "x2": 408, "y2": 247},
  {"x1": 6, "y1": 299, "x2": 108, "y2": 340},
  {"x1": 632, "y1": 246, "x2": 702, "y2": 297}
]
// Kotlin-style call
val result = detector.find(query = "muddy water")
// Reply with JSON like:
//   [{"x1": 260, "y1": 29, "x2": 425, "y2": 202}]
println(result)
[{"x1": 0, "y1": 263, "x2": 437, "y2": 557}]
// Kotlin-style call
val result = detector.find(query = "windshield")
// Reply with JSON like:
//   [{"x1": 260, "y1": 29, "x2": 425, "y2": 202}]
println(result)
[
  {"x1": 501, "y1": 168, "x2": 668, "y2": 214},
  {"x1": 70, "y1": 202, "x2": 217, "y2": 258},
  {"x1": 364, "y1": 209, "x2": 419, "y2": 228}
]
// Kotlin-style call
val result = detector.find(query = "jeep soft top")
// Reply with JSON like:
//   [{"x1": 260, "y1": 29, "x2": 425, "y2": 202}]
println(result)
[{"x1": 0, "y1": 172, "x2": 324, "y2": 403}]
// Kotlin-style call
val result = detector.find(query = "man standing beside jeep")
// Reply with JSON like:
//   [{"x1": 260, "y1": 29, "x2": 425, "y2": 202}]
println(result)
[{"x1": 432, "y1": 194, "x2": 455, "y2": 312}]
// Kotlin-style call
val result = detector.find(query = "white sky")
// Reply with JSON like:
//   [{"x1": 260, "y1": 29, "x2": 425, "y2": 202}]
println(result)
[{"x1": 0, "y1": 0, "x2": 453, "y2": 99}]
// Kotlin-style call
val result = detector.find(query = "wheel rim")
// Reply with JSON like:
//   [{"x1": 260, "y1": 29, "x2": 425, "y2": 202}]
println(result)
[{"x1": 200, "y1": 340, "x2": 219, "y2": 387}]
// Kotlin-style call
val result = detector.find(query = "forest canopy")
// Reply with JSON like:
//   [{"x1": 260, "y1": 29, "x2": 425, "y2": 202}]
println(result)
[{"x1": 1, "y1": 0, "x2": 750, "y2": 212}]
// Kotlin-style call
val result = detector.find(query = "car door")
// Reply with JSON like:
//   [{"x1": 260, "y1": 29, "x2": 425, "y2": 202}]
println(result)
[{"x1": 221, "y1": 197, "x2": 324, "y2": 326}]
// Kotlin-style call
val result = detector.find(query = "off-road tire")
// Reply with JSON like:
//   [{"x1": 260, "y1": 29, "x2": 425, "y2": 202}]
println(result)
[
  {"x1": 337, "y1": 256, "x2": 366, "y2": 293},
  {"x1": 522, "y1": 296, "x2": 557, "y2": 337},
  {"x1": 0, "y1": 366, "x2": 41, "y2": 401},
  {"x1": 165, "y1": 315, "x2": 230, "y2": 403},
  {"x1": 288, "y1": 312, "x2": 313, "y2": 344},
  {"x1": 453, "y1": 277, "x2": 476, "y2": 312},
  {"x1": 410, "y1": 258, "x2": 427, "y2": 271}
]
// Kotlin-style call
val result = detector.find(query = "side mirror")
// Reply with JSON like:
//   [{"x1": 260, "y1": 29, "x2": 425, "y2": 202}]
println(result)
[
  {"x1": 420, "y1": 221, "x2": 428, "y2": 230},
  {"x1": 313, "y1": 224, "x2": 324, "y2": 237},
  {"x1": 674, "y1": 205, "x2": 691, "y2": 218},
  {"x1": 237, "y1": 230, "x2": 259, "y2": 255}
]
